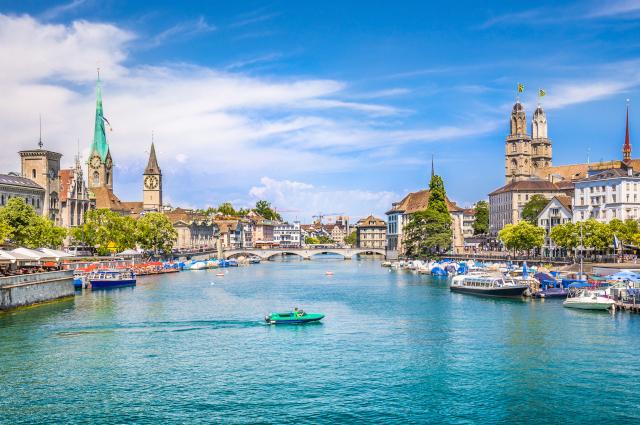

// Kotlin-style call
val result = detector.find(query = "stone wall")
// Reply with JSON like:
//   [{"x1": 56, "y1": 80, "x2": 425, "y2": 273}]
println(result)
[{"x1": 0, "y1": 270, "x2": 74, "y2": 310}]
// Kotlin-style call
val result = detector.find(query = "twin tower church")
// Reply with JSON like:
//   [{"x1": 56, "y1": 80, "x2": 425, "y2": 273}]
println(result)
[{"x1": 88, "y1": 77, "x2": 163, "y2": 215}]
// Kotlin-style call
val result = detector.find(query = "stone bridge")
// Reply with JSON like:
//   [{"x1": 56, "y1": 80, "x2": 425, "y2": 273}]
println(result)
[{"x1": 220, "y1": 247, "x2": 387, "y2": 261}]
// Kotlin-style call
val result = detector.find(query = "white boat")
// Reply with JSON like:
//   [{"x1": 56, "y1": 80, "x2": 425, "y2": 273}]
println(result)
[
  {"x1": 450, "y1": 273, "x2": 529, "y2": 297},
  {"x1": 563, "y1": 289, "x2": 615, "y2": 311}
]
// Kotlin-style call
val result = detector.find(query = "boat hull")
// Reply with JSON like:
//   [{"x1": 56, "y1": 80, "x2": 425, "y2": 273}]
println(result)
[
  {"x1": 450, "y1": 285, "x2": 528, "y2": 297},
  {"x1": 89, "y1": 279, "x2": 137, "y2": 289},
  {"x1": 563, "y1": 300, "x2": 613, "y2": 310},
  {"x1": 265, "y1": 313, "x2": 324, "y2": 325},
  {"x1": 534, "y1": 289, "x2": 568, "y2": 299}
]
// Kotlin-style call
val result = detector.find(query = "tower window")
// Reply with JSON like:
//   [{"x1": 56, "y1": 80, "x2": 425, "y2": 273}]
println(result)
[
  {"x1": 93, "y1": 171, "x2": 99, "y2": 186},
  {"x1": 32, "y1": 169, "x2": 36, "y2": 178}
]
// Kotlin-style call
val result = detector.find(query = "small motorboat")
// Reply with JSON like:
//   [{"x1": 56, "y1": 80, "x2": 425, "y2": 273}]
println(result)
[
  {"x1": 215, "y1": 272, "x2": 225, "y2": 277},
  {"x1": 325, "y1": 271, "x2": 334, "y2": 276},
  {"x1": 265, "y1": 309, "x2": 324, "y2": 324},
  {"x1": 563, "y1": 289, "x2": 615, "y2": 310},
  {"x1": 249, "y1": 257, "x2": 261, "y2": 264},
  {"x1": 431, "y1": 266, "x2": 448, "y2": 277}
]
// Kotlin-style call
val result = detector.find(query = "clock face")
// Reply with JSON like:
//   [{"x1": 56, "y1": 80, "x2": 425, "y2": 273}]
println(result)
[
  {"x1": 144, "y1": 175, "x2": 159, "y2": 190},
  {"x1": 90, "y1": 155, "x2": 101, "y2": 169}
]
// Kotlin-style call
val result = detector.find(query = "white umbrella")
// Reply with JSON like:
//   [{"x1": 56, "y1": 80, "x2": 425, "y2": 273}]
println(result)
[
  {"x1": 38, "y1": 248, "x2": 72, "y2": 260},
  {"x1": 10, "y1": 247, "x2": 47, "y2": 260},
  {"x1": 0, "y1": 249, "x2": 33, "y2": 263}
]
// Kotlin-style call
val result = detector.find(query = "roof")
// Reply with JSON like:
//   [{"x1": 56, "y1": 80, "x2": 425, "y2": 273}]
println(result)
[
  {"x1": 489, "y1": 179, "x2": 563, "y2": 196},
  {"x1": 386, "y1": 189, "x2": 462, "y2": 214},
  {"x1": 534, "y1": 159, "x2": 640, "y2": 181},
  {"x1": 580, "y1": 167, "x2": 640, "y2": 182},
  {"x1": 164, "y1": 208, "x2": 207, "y2": 224},
  {"x1": 91, "y1": 187, "x2": 143, "y2": 215},
  {"x1": 145, "y1": 142, "x2": 161, "y2": 174},
  {"x1": 356, "y1": 215, "x2": 386, "y2": 227},
  {"x1": 214, "y1": 219, "x2": 240, "y2": 233},
  {"x1": 462, "y1": 208, "x2": 476, "y2": 216},
  {"x1": 0, "y1": 174, "x2": 44, "y2": 190},
  {"x1": 91, "y1": 78, "x2": 109, "y2": 162},
  {"x1": 555, "y1": 195, "x2": 572, "y2": 211}
]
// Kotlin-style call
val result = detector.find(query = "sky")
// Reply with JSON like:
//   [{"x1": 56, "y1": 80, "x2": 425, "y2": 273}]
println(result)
[{"x1": 1, "y1": 0, "x2": 639, "y2": 222}]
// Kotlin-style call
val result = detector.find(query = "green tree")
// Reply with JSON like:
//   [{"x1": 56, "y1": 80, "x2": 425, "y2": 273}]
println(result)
[
  {"x1": 136, "y1": 212, "x2": 178, "y2": 254},
  {"x1": 217, "y1": 202, "x2": 237, "y2": 216},
  {"x1": 403, "y1": 174, "x2": 453, "y2": 257},
  {"x1": 498, "y1": 221, "x2": 544, "y2": 254},
  {"x1": 25, "y1": 216, "x2": 67, "y2": 248},
  {"x1": 521, "y1": 194, "x2": 549, "y2": 224},
  {"x1": 344, "y1": 231, "x2": 357, "y2": 246},
  {"x1": 71, "y1": 209, "x2": 126, "y2": 255},
  {"x1": 0, "y1": 197, "x2": 39, "y2": 245},
  {"x1": 0, "y1": 217, "x2": 13, "y2": 244},
  {"x1": 549, "y1": 222, "x2": 579, "y2": 255},
  {"x1": 253, "y1": 200, "x2": 282, "y2": 221},
  {"x1": 304, "y1": 236, "x2": 320, "y2": 245},
  {"x1": 472, "y1": 200, "x2": 489, "y2": 235},
  {"x1": 317, "y1": 235, "x2": 334, "y2": 244},
  {"x1": 580, "y1": 219, "x2": 611, "y2": 251}
]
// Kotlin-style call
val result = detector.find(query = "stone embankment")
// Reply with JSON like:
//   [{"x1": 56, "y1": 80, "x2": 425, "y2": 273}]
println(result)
[{"x1": 0, "y1": 271, "x2": 74, "y2": 310}]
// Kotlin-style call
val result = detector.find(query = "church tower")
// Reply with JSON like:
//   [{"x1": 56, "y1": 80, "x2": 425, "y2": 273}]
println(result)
[
  {"x1": 87, "y1": 75, "x2": 114, "y2": 191},
  {"x1": 531, "y1": 104, "x2": 552, "y2": 170},
  {"x1": 623, "y1": 105, "x2": 632, "y2": 164},
  {"x1": 504, "y1": 101, "x2": 533, "y2": 183},
  {"x1": 143, "y1": 142, "x2": 162, "y2": 211}
]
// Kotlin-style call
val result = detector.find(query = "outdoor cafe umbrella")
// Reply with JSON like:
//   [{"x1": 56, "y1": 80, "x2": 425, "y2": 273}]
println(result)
[{"x1": 37, "y1": 248, "x2": 72, "y2": 261}]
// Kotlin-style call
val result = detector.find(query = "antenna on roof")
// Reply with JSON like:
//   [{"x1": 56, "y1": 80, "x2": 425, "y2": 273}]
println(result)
[{"x1": 38, "y1": 114, "x2": 43, "y2": 149}]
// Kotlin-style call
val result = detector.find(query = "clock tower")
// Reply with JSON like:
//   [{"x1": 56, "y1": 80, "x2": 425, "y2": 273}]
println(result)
[
  {"x1": 87, "y1": 75, "x2": 113, "y2": 191},
  {"x1": 143, "y1": 142, "x2": 162, "y2": 211}
]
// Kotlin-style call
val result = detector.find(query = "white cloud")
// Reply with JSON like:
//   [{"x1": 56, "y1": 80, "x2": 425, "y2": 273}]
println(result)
[
  {"x1": 147, "y1": 16, "x2": 216, "y2": 47},
  {"x1": 0, "y1": 13, "x2": 497, "y2": 211},
  {"x1": 248, "y1": 177, "x2": 398, "y2": 221},
  {"x1": 587, "y1": 0, "x2": 640, "y2": 18}
]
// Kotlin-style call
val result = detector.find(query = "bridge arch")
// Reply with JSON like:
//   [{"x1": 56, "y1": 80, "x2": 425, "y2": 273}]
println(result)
[
  {"x1": 226, "y1": 251, "x2": 265, "y2": 260},
  {"x1": 308, "y1": 251, "x2": 349, "y2": 260},
  {"x1": 351, "y1": 249, "x2": 386, "y2": 259},
  {"x1": 265, "y1": 251, "x2": 307, "y2": 261}
]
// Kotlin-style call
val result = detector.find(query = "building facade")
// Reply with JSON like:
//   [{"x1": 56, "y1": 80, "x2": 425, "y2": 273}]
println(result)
[
  {"x1": 59, "y1": 159, "x2": 92, "y2": 228},
  {"x1": 489, "y1": 180, "x2": 572, "y2": 235},
  {"x1": 143, "y1": 143, "x2": 162, "y2": 212},
  {"x1": 504, "y1": 101, "x2": 552, "y2": 183},
  {"x1": 0, "y1": 173, "x2": 45, "y2": 215},
  {"x1": 355, "y1": 215, "x2": 386, "y2": 249},
  {"x1": 537, "y1": 196, "x2": 573, "y2": 257},
  {"x1": 386, "y1": 189, "x2": 464, "y2": 256},
  {"x1": 572, "y1": 167, "x2": 640, "y2": 223},
  {"x1": 19, "y1": 148, "x2": 62, "y2": 224},
  {"x1": 462, "y1": 208, "x2": 476, "y2": 239},
  {"x1": 165, "y1": 208, "x2": 219, "y2": 250},
  {"x1": 274, "y1": 222, "x2": 302, "y2": 248}
]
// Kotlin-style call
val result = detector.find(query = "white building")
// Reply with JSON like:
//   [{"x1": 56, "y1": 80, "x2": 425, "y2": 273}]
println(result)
[
  {"x1": 537, "y1": 195, "x2": 573, "y2": 257},
  {"x1": 0, "y1": 173, "x2": 45, "y2": 214},
  {"x1": 573, "y1": 167, "x2": 640, "y2": 223},
  {"x1": 274, "y1": 221, "x2": 301, "y2": 248}
]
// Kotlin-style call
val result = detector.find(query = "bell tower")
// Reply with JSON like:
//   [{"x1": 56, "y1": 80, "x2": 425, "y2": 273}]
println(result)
[
  {"x1": 143, "y1": 142, "x2": 162, "y2": 211},
  {"x1": 87, "y1": 74, "x2": 114, "y2": 191},
  {"x1": 504, "y1": 101, "x2": 533, "y2": 183},
  {"x1": 531, "y1": 104, "x2": 552, "y2": 170}
]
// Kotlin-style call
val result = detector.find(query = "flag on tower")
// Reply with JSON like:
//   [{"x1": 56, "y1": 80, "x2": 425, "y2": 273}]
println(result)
[
  {"x1": 539, "y1": 89, "x2": 546, "y2": 97},
  {"x1": 517, "y1": 83, "x2": 524, "y2": 93}
]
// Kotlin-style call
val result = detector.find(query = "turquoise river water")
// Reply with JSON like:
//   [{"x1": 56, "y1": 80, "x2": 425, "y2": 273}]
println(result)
[{"x1": 1, "y1": 257, "x2": 640, "y2": 424}]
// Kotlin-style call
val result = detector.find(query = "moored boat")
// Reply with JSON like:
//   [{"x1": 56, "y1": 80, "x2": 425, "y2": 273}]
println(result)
[
  {"x1": 86, "y1": 269, "x2": 136, "y2": 289},
  {"x1": 563, "y1": 289, "x2": 615, "y2": 311},
  {"x1": 450, "y1": 274, "x2": 528, "y2": 297},
  {"x1": 265, "y1": 309, "x2": 324, "y2": 324}
]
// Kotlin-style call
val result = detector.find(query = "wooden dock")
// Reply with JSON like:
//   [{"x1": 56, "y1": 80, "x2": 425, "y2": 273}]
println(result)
[{"x1": 615, "y1": 300, "x2": 640, "y2": 313}]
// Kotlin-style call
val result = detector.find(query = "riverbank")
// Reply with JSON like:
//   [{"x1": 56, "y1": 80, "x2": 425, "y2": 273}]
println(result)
[{"x1": 0, "y1": 270, "x2": 74, "y2": 311}]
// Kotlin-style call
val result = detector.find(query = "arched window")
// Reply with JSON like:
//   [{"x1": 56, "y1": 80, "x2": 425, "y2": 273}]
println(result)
[
  {"x1": 32, "y1": 169, "x2": 36, "y2": 178},
  {"x1": 93, "y1": 171, "x2": 99, "y2": 186},
  {"x1": 36, "y1": 199, "x2": 40, "y2": 209},
  {"x1": 106, "y1": 171, "x2": 111, "y2": 185}
]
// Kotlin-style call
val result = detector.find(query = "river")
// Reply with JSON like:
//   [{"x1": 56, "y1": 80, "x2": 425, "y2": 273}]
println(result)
[{"x1": 1, "y1": 256, "x2": 639, "y2": 424}]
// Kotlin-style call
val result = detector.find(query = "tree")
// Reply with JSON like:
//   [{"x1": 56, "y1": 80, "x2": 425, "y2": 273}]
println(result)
[
  {"x1": 253, "y1": 200, "x2": 282, "y2": 221},
  {"x1": 498, "y1": 221, "x2": 544, "y2": 254},
  {"x1": 304, "y1": 236, "x2": 320, "y2": 245},
  {"x1": 25, "y1": 216, "x2": 67, "y2": 248},
  {"x1": 580, "y1": 219, "x2": 610, "y2": 251},
  {"x1": 71, "y1": 209, "x2": 131, "y2": 255},
  {"x1": 0, "y1": 217, "x2": 12, "y2": 244},
  {"x1": 0, "y1": 197, "x2": 66, "y2": 248},
  {"x1": 136, "y1": 212, "x2": 178, "y2": 254},
  {"x1": 217, "y1": 202, "x2": 237, "y2": 217},
  {"x1": 472, "y1": 200, "x2": 489, "y2": 235},
  {"x1": 549, "y1": 222, "x2": 579, "y2": 255},
  {"x1": 0, "y1": 197, "x2": 39, "y2": 245},
  {"x1": 344, "y1": 231, "x2": 357, "y2": 246},
  {"x1": 521, "y1": 194, "x2": 549, "y2": 224},
  {"x1": 317, "y1": 235, "x2": 334, "y2": 244},
  {"x1": 402, "y1": 174, "x2": 453, "y2": 257}
]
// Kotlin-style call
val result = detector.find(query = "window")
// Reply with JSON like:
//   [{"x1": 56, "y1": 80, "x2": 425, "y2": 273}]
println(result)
[
  {"x1": 93, "y1": 171, "x2": 99, "y2": 186},
  {"x1": 32, "y1": 169, "x2": 36, "y2": 178},
  {"x1": 613, "y1": 194, "x2": 617, "y2": 203}
]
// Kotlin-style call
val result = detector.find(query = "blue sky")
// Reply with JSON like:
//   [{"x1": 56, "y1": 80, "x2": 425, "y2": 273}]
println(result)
[{"x1": 1, "y1": 0, "x2": 639, "y2": 221}]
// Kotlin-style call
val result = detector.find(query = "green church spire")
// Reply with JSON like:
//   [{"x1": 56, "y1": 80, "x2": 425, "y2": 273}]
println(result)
[{"x1": 90, "y1": 73, "x2": 109, "y2": 161}]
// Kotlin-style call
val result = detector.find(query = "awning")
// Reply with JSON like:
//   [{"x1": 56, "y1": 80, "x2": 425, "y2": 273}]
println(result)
[
  {"x1": 0, "y1": 249, "x2": 33, "y2": 264},
  {"x1": 37, "y1": 248, "x2": 72, "y2": 261},
  {"x1": 10, "y1": 248, "x2": 53, "y2": 261}
]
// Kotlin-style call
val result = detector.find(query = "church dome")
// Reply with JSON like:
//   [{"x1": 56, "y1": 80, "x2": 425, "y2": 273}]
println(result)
[{"x1": 512, "y1": 102, "x2": 524, "y2": 112}]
